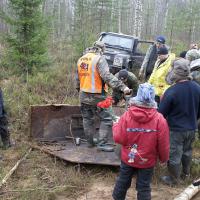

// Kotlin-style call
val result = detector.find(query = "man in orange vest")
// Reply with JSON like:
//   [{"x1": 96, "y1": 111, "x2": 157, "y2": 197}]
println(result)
[{"x1": 76, "y1": 41, "x2": 131, "y2": 148}]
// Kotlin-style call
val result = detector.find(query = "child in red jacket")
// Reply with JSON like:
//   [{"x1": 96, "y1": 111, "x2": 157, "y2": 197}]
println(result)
[{"x1": 112, "y1": 83, "x2": 169, "y2": 200}]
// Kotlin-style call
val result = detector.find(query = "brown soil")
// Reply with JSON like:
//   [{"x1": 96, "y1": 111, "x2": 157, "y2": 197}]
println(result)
[{"x1": 0, "y1": 144, "x2": 200, "y2": 200}]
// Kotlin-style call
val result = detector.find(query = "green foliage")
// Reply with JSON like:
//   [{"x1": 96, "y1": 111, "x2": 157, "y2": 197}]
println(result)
[
  {"x1": 166, "y1": 0, "x2": 200, "y2": 48},
  {"x1": 2, "y1": 62, "x2": 78, "y2": 140},
  {"x1": 0, "y1": 0, "x2": 49, "y2": 77}
]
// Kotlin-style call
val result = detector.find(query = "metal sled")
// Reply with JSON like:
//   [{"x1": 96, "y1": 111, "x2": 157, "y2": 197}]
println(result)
[{"x1": 30, "y1": 104, "x2": 125, "y2": 166}]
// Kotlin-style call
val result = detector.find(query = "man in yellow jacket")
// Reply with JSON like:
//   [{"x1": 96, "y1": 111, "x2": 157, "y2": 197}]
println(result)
[
  {"x1": 76, "y1": 41, "x2": 131, "y2": 148},
  {"x1": 148, "y1": 46, "x2": 175, "y2": 104}
]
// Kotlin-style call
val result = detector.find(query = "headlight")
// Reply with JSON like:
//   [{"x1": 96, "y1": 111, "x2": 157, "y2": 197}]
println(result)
[{"x1": 113, "y1": 56, "x2": 123, "y2": 67}]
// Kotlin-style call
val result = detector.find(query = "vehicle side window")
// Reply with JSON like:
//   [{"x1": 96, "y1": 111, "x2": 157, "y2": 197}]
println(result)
[{"x1": 135, "y1": 42, "x2": 152, "y2": 55}]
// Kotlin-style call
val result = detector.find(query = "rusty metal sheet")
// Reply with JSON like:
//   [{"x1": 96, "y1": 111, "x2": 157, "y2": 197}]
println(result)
[
  {"x1": 30, "y1": 104, "x2": 125, "y2": 166},
  {"x1": 34, "y1": 142, "x2": 120, "y2": 166}
]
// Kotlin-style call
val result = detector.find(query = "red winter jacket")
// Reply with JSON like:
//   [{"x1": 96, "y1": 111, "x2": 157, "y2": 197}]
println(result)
[{"x1": 113, "y1": 106, "x2": 169, "y2": 168}]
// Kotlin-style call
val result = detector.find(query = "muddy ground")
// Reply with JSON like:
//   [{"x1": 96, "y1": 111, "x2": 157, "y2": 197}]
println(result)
[{"x1": 0, "y1": 144, "x2": 200, "y2": 200}]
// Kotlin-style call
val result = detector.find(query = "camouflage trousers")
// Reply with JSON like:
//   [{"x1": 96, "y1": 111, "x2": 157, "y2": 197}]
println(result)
[{"x1": 80, "y1": 103, "x2": 113, "y2": 143}]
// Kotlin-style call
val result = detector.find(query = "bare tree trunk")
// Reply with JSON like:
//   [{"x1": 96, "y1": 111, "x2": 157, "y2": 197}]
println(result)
[
  {"x1": 99, "y1": 0, "x2": 104, "y2": 33},
  {"x1": 133, "y1": 0, "x2": 143, "y2": 37},
  {"x1": 118, "y1": 0, "x2": 122, "y2": 33}
]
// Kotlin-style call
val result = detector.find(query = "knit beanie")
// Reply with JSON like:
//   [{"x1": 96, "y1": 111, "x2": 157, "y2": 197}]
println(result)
[
  {"x1": 129, "y1": 83, "x2": 157, "y2": 108},
  {"x1": 166, "y1": 58, "x2": 191, "y2": 85},
  {"x1": 157, "y1": 46, "x2": 168, "y2": 55}
]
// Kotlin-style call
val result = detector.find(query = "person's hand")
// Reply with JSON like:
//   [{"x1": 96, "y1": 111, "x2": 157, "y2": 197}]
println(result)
[
  {"x1": 159, "y1": 162, "x2": 167, "y2": 167},
  {"x1": 123, "y1": 87, "x2": 131, "y2": 95}
]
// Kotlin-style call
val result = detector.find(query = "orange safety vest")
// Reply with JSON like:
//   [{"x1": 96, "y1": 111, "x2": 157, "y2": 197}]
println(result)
[{"x1": 77, "y1": 52, "x2": 108, "y2": 94}]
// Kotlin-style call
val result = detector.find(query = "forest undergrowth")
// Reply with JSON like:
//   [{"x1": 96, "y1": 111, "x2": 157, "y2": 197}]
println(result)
[{"x1": 0, "y1": 55, "x2": 200, "y2": 199}]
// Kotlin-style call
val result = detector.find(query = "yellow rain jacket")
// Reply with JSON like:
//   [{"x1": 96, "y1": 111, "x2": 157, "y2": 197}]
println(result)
[{"x1": 148, "y1": 53, "x2": 175, "y2": 97}]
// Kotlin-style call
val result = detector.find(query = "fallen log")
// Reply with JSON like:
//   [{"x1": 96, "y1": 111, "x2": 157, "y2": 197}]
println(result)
[
  {"x1": 0, "y1": 148, "x2": 32, "y2": 189},
  {"x1": 173, "y1": 183, "x2": 200, "y2": 200}
]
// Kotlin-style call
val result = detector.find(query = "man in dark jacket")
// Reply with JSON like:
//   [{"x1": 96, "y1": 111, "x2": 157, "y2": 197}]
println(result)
[
  {"x1": 139, "y1": 35, "x2": 167, "y2": 81},
  {"x1": 112, "y1": 83, "x2": 169, "y2": 200},
  {"x1": 159, "y1": 58, "x2": 200, "y2": 185}
]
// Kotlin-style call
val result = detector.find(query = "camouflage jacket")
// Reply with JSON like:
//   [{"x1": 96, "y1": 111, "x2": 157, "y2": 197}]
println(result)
[
  {"x1": 76, "y1": 53, "x2": 127, "y2": 105},
  {"x1": 112, "y1": 71, "x2": 138, "y2": 103}
]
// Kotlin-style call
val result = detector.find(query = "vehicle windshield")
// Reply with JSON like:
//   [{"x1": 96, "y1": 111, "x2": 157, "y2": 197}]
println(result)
[{"x1": 101, "y1": 34, "x2": 133, "y2": 50}]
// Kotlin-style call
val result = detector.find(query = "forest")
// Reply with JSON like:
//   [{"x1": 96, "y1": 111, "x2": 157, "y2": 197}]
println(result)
[
  {"x1": 0, "y1": 0, "x2": 200, "y2": 200},
  {"x1": 1, "y1": 0, "x2": 200, "y2": 61}
]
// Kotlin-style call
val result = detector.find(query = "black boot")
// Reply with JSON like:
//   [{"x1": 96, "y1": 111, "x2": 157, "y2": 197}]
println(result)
[
  {"x1": 160, "y1": 164, "x2": 180, "y2": 186},
  {"x1": 0, "y1": 116, "x2": 11, "y2": 149}
]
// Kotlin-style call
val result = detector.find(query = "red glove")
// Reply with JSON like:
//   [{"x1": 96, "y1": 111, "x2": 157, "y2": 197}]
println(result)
[{"x1": 97, "y1": 97, "x2": 113, "y2": 108}]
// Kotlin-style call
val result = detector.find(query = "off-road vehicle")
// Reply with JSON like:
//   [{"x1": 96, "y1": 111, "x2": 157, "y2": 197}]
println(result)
[{"x1": 98, "y1": 32, "x2": 153, "y2": 74}]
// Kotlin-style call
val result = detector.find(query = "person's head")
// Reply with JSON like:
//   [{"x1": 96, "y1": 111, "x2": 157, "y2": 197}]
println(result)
[
  {"x1": 157, "y1": 46, "x2": 168, "y2": 60},
  {"x1": 179, "y1": 51, "x2": 187, "y2": 59},
  {"x1": 155, "y1": 35, "x2": 166, "y2": 48},
  {"x1": 190, "y1": 43, "x2": 198, "y2": 50},
  {"x1": 118, "y1": 69, "x2": 128, "y2": 83},
  {"x1": 129, "y1": 83, "x2": 157, "y2": 108},
  {"x1": 166, "y1": 58, "x2": 191, "y2": 85},
  {"x1": 93, "y1": 41, "x2": 105, "y2": 54},
  {"x1": 186, "y1": 49, "x2": 200, "y2": 61}
]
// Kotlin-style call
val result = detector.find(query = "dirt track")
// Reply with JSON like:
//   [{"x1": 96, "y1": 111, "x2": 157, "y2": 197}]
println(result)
[
  {"x1": 78, "y1": 181, "x2": 200, "y2": 200},
  {"x1": 1, "y1": 146, "x2": 200, "y2": 200}
]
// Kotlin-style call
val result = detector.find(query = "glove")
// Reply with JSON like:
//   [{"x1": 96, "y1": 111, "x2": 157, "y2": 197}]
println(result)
[
  {"x1": 97, "y1": 97, "x2": 113, "y2": 108},
  {"x1": 123, "y1": 86, "x2": 131, "y2": 95},
  {"x1": 76, "y1": 87, "x2": 80, "y2": 92}
]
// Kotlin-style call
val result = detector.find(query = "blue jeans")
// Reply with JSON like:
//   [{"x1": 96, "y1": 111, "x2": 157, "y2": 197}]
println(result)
[{"x1": 112, "y1": 161, "x2": 153, "y2": 200}]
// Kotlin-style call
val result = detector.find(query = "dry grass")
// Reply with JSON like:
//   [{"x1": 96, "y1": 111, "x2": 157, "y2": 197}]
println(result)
[{"x1": 0, "y1": 55, "x2": 200, "y2": 199}]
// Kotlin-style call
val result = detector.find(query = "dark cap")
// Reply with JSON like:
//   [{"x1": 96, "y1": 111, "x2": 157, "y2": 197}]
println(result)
[
  {"x1": 118, "y1": 69, "x2": 128, "y2": 80},
  {"x1": 157, "y1": 46, "x2": 168, "y2": 55},
  {"x1": 156, "y1": 36, "x2": 166, "y2": 44}
]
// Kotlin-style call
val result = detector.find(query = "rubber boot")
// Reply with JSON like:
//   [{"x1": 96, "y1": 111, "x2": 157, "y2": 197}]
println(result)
[
  {"x1": 160, "y1": 164, "x2": 181, "y2": 186},
  {"x1": 181, "y1": 155, "x2": 191, "y2": 180},
  {"x1": 86, "y1": 135, "x2": 95, "y2": 148}
]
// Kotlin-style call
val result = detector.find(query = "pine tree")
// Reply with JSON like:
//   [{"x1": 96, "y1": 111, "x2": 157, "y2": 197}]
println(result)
[{"x1": 0, "y1": 0, "x2": 49, "y2": 76}]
